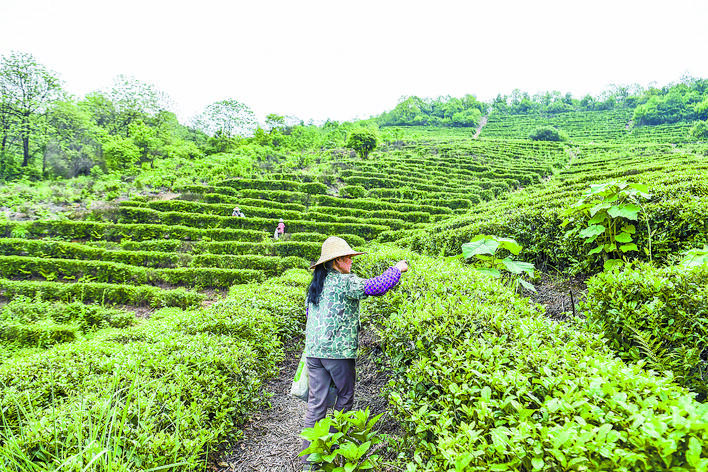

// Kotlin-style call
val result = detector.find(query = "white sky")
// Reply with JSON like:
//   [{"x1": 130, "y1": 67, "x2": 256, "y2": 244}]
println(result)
[{"x1": 1, "y1": 0, "x2": 708, "y2": 124}]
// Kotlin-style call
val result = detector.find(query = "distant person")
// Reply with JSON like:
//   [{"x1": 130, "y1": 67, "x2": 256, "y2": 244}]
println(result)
[
  {"x1": 274, "y1": 218, "x2": 285, "y2": 239},
  {"x1": 232, "y1": 206, "x2": 245, "y2": 217}
]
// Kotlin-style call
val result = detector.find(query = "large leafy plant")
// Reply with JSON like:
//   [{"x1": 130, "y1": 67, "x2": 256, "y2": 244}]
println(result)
[
  {"x1": 561, "y1": 181, "x2": 652, "y2": 271},
  {"x1": 300, "y1": 408, "x2": 383, "y2": 471},
  {"x1": 461, "y1": 235, "x2": 536, "y2": 292}
]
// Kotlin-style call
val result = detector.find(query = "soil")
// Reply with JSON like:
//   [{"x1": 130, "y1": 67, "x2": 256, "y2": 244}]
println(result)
[
  {"x1": 528, "y1": 273, "x2": 588, "y2": 320},
  {"x1": 210, "y1": 329, "x2": 399, "y2": 472}
]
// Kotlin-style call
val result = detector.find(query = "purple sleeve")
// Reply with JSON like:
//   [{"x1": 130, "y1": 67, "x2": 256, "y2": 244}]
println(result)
[{"x1": 364, "y1": 267, "x2": 401, "y2": 296}]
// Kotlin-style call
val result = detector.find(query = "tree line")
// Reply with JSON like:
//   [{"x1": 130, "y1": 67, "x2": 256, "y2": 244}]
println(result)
[
  {"x1": 375, "y1": 78, "x2": 708, "y2": 130},
  {"x1": 2, "y1": 50, "x2": 707, "y2": 184},
  {"x1": 0, "y1": 51, "x2": 362, "y2": 183}
]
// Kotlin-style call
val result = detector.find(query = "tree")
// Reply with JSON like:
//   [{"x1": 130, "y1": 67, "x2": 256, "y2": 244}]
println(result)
[
  {"x1": 190, "y1": 99, "x2": 258, "y2": 139},
  {"x1": 0, "y1": 51, "x2": 63, "y2": 167},
  {"x1": 691, "y1": 120, "x2": 708, "y2": 141},
  {"x1": 529, "y1": 126, "x2": 568, "y2": 142},
  {"x1": 105, "y1": 75, "x2": 173, "y2": 136},
  {"x1": 79, "y1": 92, "x2": 119, "y2": 133},
  {"x1": 43, "y1": 100, "x2": 102, "y2": 177},
  {"x1": 346, "y1": 128, "x2": 379, "y2": 159}
]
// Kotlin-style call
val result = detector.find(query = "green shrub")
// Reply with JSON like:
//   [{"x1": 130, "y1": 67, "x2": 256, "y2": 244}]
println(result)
[
  {"x1": 339, "y1": 185, "x2": 367, "y2": 199},
  {"x1": 529, "y1": 126, "x2": 569, "y2": 142},
  {"x1": 346, "y1": 128, "x2": 379, "y2": 159},
  {"x1": 583, "y1": 263, "x2": 708, "y2": 399},
  {"x1": 0, "y1": 273, "x2": 307, "y2": 470},
  {"x1": 0, "y1": 278, "x2": 204, "y2": 308},
  {"x1": 352, "y1": 247, "x2": 708, "y2": 471}
]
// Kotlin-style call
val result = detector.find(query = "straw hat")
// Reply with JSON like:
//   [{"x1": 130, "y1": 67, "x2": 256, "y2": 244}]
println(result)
[{"x1": 310, "y1": 236, "x2": 365, "y2": 269}]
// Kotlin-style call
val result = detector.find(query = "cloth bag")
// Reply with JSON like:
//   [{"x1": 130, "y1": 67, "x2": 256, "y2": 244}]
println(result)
[{"x1": 290, "y1": 350, "x2": 337, "y2": 407}]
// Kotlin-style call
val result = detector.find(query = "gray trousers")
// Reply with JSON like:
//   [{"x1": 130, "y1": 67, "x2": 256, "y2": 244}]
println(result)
[{"x1": 300, "y1": 357, "x2": 355, "y2": 462}]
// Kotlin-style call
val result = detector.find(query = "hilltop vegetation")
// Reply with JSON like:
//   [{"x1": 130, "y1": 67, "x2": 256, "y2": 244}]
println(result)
[{"x1": 1, "y1": 49, "x2": 708, "y2": 471}]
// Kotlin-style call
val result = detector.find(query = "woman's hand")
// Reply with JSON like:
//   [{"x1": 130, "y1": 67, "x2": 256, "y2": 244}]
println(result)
[{"x1": 394, "y1": 260, "x2": 409, "y2": 273}]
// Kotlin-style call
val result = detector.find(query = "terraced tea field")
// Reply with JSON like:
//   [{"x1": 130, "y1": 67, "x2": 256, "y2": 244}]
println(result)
[{"x1": 1, "y1": 108, "x2": 707, "y2": 471}]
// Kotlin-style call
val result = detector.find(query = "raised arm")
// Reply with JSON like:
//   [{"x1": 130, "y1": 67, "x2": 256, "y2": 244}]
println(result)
[{"x1": 364, "y1": 265, "x2": 404, "y2": 296}]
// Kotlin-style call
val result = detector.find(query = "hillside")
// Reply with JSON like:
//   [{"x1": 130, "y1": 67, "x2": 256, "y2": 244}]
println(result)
[{"x1": 1, "y1": 95, "x2": 708, "y2": 470}]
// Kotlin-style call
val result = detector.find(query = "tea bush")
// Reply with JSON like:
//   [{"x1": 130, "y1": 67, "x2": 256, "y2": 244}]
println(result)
[
  {"x1": 0, "y1": 272, "x2": 307, "y2": 470},
  {"x1": 353, "y1": 247, "x2": 708, "y2": 471},
  {"x1": 0, "y1": 296, "x2": 134, "y2": 351},
  {"x1": 0, "y1": 278, "x2": 204, "y2": 308},
  {"x1": 584, "y1": 263, "x2": 708, "y2": 399}
]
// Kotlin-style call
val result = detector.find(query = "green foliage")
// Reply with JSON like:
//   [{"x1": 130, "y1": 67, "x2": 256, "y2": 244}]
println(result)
[
  {"x1": 0, "y1": 278, "x2": 204, "y2": 308},
  {"x1": 633, "y1": 78, "x2": 708, "y2": 126},
  {"x1": 529, "y1": 126, "x2": 568, "y2": 142},
  {"x1": 0, "y1": 50, "x2": 63, "y2": 172},
  {"x1": 190, "y1": 98, "x2": 258, "y2": 138},
  {"x1": 680, "y1": 244, "x2": 708, "y2": 267},
  {"x1": 354, "y1": 248, "x2": 708, "y2": 471},
  {"x1": 0, "y1": 296, "x2": 134, "y2": 351},
  {"x1": 561, "y1": 181, "x2": 652, "y2": 271},
  {"x1": 583, "y1": 263, "x2": 708, "y2": 399},
  {"x1": 346, "y1": 128, "x2": 379, "y2": 159},
  {"x1": 691, "y1": 120, "x2": 708, "y2": 140},
  {"x1": 0, "y1": 273, "x2": 306, "y2": 470},
  {"x1": 461, "y1": 235, "x2": 536, "y2": 292},
  {"x1": 340, "y1": 184, "x2": 367, "y2": 199},
  {"x1": 300, "y1": 408, "x2": 383, "y2": 471},
  {"x1": 378, "y1": 94, "x2": 485, "y2": 127},
  {"x1": 102, "y1": 134, "x2": 140, "y2": 172}
]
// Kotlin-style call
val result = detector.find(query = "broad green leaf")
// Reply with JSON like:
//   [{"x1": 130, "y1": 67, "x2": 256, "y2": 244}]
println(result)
[
  {"x1": 337, "y1": 442, "x2": 360, "y2": 460},
  {"x1": 603, "y1": 259, "x2": 624, "y2": 271},
  {"x1": 551, "y1": 429, "x2": 571, "y2": 449},
  {"x1": 358, "y1": 441, "x2": 371, "y2": 457},
  {"x1": 687, "y1": 437, "x2": 702, "y2": 467},
  {"x1": 455, "y1": 453, "x2": 474, "y2": 472},
  {"x1": 614, "y1": 232, "x2": 633, "y2": 243},
  {"x1": 588, "y1": 245, "x2": 604, "y2": 255},
  {"x1": 497, "y1": 237, "x2": 522, "y2": 255},
  {"x1": 620, "y1": 243, "x2": 638, "y2": 253},
  {"x1": 621, "y1": 224, "x2": 636, "y2": 234},
  {"x1": 680, "y1": 245, "x2": 708, "y2": 267},
  {"x1": 462, "y1": 238, "x2": 499, "y2": 258},
  {"x1": 588, "y1": 213, "x2": 606, "y2": 225},
  {"x1": 590, "y1": 201, "x2": 611, "y2": 216},
  {"x1": 532, "y1": 457, "x2": 544, "y2": 470},
  {"x1": 589, "y1": 182, "x2": 612, "y2": 195},
  {"x1": 474, "y1": 267, "x2": 501, "y2": 278},
  {"x1": 501, "y1": 258, "x2": 535, "y2": 275},
  {"x1": 608, "y1": 203, "x2": 640, "y2": 220},
  {"x1": 579, "y1": 225, "x2": 605, "y2": 239}
]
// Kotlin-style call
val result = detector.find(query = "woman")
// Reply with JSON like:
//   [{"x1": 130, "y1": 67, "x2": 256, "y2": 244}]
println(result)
[{"x1": 301, "y1": 236, "x2": 408, "y2": 460}]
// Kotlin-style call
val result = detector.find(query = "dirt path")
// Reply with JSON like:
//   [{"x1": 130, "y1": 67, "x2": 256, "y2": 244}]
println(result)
[
  {"x1": 473, "y1": 115, "x2": 488, "y2": 139},
  {"x1": 212, "y1": 331, "x2": 396, "y2": 471}
]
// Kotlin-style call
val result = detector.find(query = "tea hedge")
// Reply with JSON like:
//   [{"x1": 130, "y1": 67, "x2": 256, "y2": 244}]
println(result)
[
  {"x1": 0, "y1": 271, "x2": 308, "y2": 470},
  {"x1": 0, "y1": 296, "x2": 134, "y2": 352},
  {"x1": 2, "y1": 220, "x2": 267, "y2": 243},
  {"x1": 583, "y1": 263, "x2": 708, "y2": 399},
  {"x1": 0, "y1": 255, "x2": 264, "y2": 288},
  {"x1": 353, "y1": 247, "x2": 708, "y2": 471},
  {"x1": 0, "y1": 238, "x2": 184, "y2": 268},
  {"x1": 0, "y1": 279, "x2": 204, "y2": 308}
]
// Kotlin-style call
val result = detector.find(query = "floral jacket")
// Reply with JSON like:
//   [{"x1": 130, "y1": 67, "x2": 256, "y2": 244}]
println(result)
[{"x1": 305, "y1": 267, "x2": 401, "y2": 359}]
